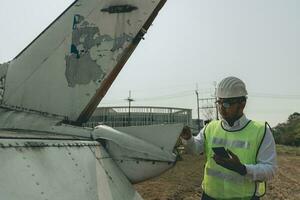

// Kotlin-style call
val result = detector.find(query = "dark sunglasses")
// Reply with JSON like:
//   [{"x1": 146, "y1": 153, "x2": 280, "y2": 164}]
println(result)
[{"x1": 215, "y1": 98, "x2": 244, "y2": 108}]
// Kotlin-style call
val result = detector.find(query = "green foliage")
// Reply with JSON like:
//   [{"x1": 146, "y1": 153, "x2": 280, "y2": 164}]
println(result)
[{"x1": 273, "y1": 112, "x2": 300, "y2": 146}]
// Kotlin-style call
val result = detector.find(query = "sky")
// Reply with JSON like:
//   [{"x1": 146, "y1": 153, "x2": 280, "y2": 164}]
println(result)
[{"x1": 0, "y1": 0, "x2": 300, "y2": 126}]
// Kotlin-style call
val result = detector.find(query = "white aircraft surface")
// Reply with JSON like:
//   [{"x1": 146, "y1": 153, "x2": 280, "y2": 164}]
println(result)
[{"x1": 0, "y1": 0, "x2": 183, "y2": 199}]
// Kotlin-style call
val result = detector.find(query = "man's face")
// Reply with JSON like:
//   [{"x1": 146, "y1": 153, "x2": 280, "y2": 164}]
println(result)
[{"x1": 216, "y1": 98, "x2": 246, "y2": 123}]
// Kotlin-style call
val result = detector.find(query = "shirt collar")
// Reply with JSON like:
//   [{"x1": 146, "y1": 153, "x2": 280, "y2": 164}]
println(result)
[{"x1": 221, "y1": 114, "x2": 250, "y2": 131}]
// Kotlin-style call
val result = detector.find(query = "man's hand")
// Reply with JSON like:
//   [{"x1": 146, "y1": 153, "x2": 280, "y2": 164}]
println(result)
[
  {"x1": 180, "y1": 126, "x2": 192, "y2": 140},
  {"x1": 213, "y1": 149, "x2": 247, "y2": 176}
]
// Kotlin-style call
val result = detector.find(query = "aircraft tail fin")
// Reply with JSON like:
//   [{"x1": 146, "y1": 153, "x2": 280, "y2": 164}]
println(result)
[{"x1": 2, "y1": 0, "x2": 166, "y2": 124}]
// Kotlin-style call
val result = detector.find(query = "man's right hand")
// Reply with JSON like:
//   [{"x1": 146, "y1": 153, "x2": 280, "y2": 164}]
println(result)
[{"x1": 180, "y1": 126, "x2": 192, "y2": 140}]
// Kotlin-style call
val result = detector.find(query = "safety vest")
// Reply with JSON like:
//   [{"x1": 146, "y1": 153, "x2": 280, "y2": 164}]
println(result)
[{"x1": 202, "y1": 120, "x2": 267, "y2": 200}]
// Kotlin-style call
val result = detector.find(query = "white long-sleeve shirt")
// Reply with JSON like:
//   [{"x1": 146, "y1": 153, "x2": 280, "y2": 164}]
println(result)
[{"x1": 183, "y1": 115, "x2": 277, "y2": 181}]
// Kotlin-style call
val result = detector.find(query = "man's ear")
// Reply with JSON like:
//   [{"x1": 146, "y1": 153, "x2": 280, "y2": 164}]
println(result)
[{"x1": 240, "y1": 101, "x2": 246, "y2": 110}]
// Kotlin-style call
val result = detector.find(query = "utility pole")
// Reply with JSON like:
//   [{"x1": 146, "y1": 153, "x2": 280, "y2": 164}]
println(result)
[
  {"x1": 195, "y1": 84, "x2": 201, "y2": 132},
  {"x1": 198, "y1": 97, "x2": 216, "y2": 124},
  {"x1": 126, "y1": 90, "x2": 134, "y2": 126},
  {"x1": 197, "y1": 82, "x2": 219, "y2": 123},
  {"x1": 214, "y1": 81, "x2": 219, "y2": 120}
]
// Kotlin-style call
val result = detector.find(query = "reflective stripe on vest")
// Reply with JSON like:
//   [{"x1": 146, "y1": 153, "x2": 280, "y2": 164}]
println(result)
[
  {"x1": 212, "y1": 137, "x2": 250, "y2": 149},
  {"x1": 206, "y1": 168, "x2": 247, "y2": 184},
  {"x1": 202, "y1": 120, "x2": 266, "y2": 199}
]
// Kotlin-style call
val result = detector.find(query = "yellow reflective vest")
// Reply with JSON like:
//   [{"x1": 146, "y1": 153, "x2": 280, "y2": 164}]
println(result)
[{"x1": 202, "y1": 120, "x2": 266, "y2": 200}]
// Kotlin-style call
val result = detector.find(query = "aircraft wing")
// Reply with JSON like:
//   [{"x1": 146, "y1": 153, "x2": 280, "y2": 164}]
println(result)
[
  {"x1": 0, "y1": 138, "x2": 143, "y2": 200},
  {"x1": 2, "y1": 0, "x2": 166, "y2": 124}
]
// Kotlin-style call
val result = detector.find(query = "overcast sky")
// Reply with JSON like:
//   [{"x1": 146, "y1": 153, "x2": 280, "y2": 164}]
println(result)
[{"x1": 1, "y1": 0, "x2": 299, "y2": 126}]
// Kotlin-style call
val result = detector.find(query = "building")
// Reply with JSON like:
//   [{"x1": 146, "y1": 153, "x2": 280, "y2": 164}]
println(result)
[{"x1": 85, "y1": 106, "x2": 192, "y2": 128}]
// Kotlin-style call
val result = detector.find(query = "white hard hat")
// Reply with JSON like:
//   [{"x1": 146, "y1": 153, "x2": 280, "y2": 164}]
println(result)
[{"x1": 217, "y1": 76, "x2": 248, "y2": 98}]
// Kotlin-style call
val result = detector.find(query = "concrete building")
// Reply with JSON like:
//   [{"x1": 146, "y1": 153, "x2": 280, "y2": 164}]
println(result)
[{"x1": 86, "y1": 106, "x2": 192, "y2": 128}]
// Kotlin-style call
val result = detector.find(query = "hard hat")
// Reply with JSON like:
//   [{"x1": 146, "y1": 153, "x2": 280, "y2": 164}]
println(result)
[{"x1": 216, "y1": 76, "x2": 248, "y2": 98}]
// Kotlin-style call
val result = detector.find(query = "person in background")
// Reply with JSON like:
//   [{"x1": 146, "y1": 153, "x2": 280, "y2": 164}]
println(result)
[{"x1": 181, "y1": 76, "x2": 277, "y2": 200}]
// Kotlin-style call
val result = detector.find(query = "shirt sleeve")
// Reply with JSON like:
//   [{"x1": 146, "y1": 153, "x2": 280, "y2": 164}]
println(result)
[
  {"x1": 181, "y1": 128, "x2": 205, "y2": 155},
  {"x1": 244, "y1": 126, "x2": 278, "y2": 181}
]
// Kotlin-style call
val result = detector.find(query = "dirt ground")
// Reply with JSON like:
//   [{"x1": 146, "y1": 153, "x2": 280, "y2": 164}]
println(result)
[{"x1": 135, "y1": 148, "x2": 300, "y2": 200}]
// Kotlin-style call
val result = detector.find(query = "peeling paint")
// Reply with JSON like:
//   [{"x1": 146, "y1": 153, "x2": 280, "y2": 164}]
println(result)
[
  {"x1": 72, "y1": 14, "x2": 84, "y2": 30},
  {"x1": 65, "y1": 15, "x2": 133, "y2": 88},
  {"x1": 111, "y1": 33, "x2": 133, "y2": 51},
  {"x1": 71, "y1": 44, "x2": 80, "y2": 58},
  {"x1": 65, "y1": 54, "x2": 105, "y2": 87}
]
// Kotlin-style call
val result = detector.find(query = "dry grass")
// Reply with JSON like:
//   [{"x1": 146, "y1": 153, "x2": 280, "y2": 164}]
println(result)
[{"x1": 135, "y1": 146, "x2": 300, "y2": 200}]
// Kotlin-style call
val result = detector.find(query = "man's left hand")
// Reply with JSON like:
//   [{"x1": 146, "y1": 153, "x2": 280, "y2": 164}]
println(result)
[{"x1": 213, "y1": 149, "x2": 247, "y2": 176}]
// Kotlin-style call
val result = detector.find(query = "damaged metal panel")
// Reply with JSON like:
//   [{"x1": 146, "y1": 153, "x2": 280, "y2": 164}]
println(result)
[
  {"x1": 0, "y1": 108, "x2": 182, "y2": 185},
  {"x1": 0, "y1": 1, "x2": 180, "y2": 199},
  {"x1": 93, "y1": 124, "x2": 182, "y2": 183},
  {"x1": 0, "y1": 62, "x2": 8, "y2": 103},
  {"x1": 105, "y1": 141, "x2": 175, "y2": 183},
  {"x1": 114, "y1": 157, "x2": 174, "y2": 183},
  {"x1": 2, "y1": 0, "x2": 163, "y2": 122},
  {"x1": 115, "y1": 123, "x2": 183, "y2": 152},
  {"x1": 0, "y1": 139, "x2": 142, "y2": 200},
  {"x1": 65, "y1": 16, "x2": 133, "y2": 88},
  {"x1": 0, "y1": 107, "x2": 93, "y2": 139},
  {"x1": 77, "y1": 0, "x2": 167, "y2": 123},
  {"x1": 93, "y1": 125, "x2": 176, "y2": 162}
]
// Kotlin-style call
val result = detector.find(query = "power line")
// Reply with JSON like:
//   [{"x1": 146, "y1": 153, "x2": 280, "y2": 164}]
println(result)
[
  {"x1": 100, "y1": 91, "x2": 300, "y2": 105},
  {"x1": 136, "y1": 90, "x2": 194, "y2": 101},
  {"x1": 122, "y1": 81, "x2": 216, "y2": 93},
  {"x1": 250, "y1": 93, "x2": 300, "y2": 99}
]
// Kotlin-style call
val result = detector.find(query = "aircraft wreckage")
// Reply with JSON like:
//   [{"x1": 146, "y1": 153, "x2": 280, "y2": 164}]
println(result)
[{"x1": 0, "y1": 0, "x2": 182, "y2": 199}]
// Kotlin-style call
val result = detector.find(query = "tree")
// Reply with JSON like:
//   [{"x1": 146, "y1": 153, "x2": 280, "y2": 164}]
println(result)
[
  {"x1": 288, "y1": 112, "x2": 300, "y2": 122},
  {"x1": 273, "y1": 112, "x2": 300, "y2": 146}
]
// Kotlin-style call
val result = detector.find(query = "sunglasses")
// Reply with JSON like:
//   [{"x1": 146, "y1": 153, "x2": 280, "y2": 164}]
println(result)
[{"x1": 215, "y1": 98, "x2": 244, "y2": 108}]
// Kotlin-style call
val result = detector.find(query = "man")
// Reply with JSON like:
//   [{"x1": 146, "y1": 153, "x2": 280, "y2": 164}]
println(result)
[{"x1": 181, "y1": 76, "x2": 277, "y2": 200}]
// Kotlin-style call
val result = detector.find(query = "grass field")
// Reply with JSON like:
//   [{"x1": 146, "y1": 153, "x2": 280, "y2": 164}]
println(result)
[{"x1": 276, "y1": 145, "x2": 300, "y2": 155}]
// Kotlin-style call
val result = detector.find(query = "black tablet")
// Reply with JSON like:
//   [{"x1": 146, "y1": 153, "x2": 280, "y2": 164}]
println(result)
[{"x1": 212, "y1": 147, "x2": 230, "y2": 158}]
